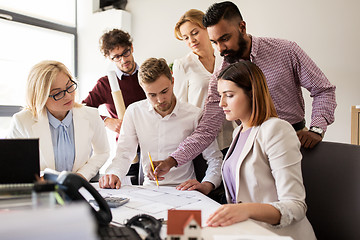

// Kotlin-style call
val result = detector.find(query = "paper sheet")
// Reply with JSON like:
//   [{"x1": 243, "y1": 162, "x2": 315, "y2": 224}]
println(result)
[
  {"x1": 95, "y1": 185, "x2": 220, "y2": 225},
  {"x1": 213, "y1": 235, "x2": 293, "y2": 240}
]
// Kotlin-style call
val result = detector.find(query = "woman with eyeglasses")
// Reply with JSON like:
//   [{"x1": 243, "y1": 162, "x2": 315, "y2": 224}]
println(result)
[
  {"x1": 8, "y1": 60, "x2": 110, "y2": 181},
  {"x1": 173, "y1": 9, "x2": 234, "y2": 154}
]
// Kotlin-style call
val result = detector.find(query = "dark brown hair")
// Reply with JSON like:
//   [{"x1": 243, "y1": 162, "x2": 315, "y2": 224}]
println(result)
[
  {"x1": 99, "y1": 29, "x2": 132, "y2": 57},
  {"x1": 218, "y1": 61, "x2": 277, "y2": 126},
  {"x1": 203, "y1": 1, "x2": 243, "y2": 28}
]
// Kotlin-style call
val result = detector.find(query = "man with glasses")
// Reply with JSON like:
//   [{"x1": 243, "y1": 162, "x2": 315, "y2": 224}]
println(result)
[
  {"x1": 82, "y1": 29, "x2": 146, "y2": 134},
  {"x1": 82, "y1": 29, "x2": 146, "y2": 183}
]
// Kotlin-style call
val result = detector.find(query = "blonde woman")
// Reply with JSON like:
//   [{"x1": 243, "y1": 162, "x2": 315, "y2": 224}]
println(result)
[
  {"x1": 8, "y1": 60, "x2": 110, "y2": 181},
  {"x1": 173, "y1": 9, "x2": 234, "y2": 152}
]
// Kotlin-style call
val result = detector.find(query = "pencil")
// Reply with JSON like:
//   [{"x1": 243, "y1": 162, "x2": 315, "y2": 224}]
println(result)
[{"x1": 148, "y1": 152, "x2": 159, "y2": 187}]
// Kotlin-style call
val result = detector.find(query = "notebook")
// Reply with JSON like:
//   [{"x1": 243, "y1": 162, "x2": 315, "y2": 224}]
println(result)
[{"x1": 0, "y1": 138, "x2": 40, "y2": 184}]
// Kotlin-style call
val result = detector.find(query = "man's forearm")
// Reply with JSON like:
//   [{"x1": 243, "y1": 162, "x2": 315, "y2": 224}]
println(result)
[
  {"x1": 171, "y1": 61, "x2": 227, "y2": 166},
  {"x1": 170, "y1": 100, "x2": 224, "y2": 166}
]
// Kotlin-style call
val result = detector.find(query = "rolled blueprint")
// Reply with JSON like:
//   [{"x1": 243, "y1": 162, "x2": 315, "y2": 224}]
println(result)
[
  {"x1": 108, "y1": 70, "x2": 138, "y2": 165},
  {"x1": 108, "y1": 70, "x2": 126, "y2": 120}
]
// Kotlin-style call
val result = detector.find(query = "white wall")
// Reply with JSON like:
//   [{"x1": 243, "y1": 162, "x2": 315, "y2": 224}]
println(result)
[
  {"x1": 77, "y1": 1, "x2": 133, "y2": 171},
  {"x1": 77, "y1": 0, "x2": 131, "y2": 101},
  {"x1": 77, "y1": 0, "x2": 360, "y2": 144}
]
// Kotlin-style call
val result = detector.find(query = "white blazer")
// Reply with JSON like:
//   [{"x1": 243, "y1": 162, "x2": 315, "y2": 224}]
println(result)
[
  {"x1": 223, "y1": 117, "x2": 316, "y2": 240},
  {"x1": 7, "y1": 106, "x2": 110, "y2": 180}
]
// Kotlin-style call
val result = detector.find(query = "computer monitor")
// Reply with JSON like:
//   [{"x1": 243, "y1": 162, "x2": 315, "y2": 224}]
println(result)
[{"x1": 0, "y1": 139, "x2": 40, "y2": 183}]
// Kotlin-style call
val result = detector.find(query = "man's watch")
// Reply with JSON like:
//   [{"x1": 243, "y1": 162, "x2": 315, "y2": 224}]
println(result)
[{"x1": 309, "y1": 126, "x2": 324, "y2": 138}]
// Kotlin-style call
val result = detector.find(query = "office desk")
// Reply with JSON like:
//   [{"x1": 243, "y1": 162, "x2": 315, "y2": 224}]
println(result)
[{"x1": 93, "y1": 184, "x2": 278, "y2": 239}]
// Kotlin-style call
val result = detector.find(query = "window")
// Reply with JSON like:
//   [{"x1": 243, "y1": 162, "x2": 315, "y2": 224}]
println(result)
[
  {"x1": 0, "y1": 19, "x2": 75, "y2": 106},
  {"x1": 0, "y1": 0, "x2": 76, "y2": 26},
  {"x1": 0, "y1": 0, "x2": 77, "y2": 137},
  {"x1": 189, "y1": 225, "x2": 197, "y2": 229}
]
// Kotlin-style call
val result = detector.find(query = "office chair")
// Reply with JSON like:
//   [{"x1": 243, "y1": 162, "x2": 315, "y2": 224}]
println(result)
[
  {"x1": 193, "y1": 154, "x2": 225, "y2": 203},
  {"x1": 301, "y1": 141, "x2": 360, "y2": 240},
  {"x1": 192, "y1": 154, "x2": 208, "y2": 183}
]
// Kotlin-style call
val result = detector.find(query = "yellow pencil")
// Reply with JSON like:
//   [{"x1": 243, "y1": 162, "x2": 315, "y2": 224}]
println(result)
[{"x1": 148, "y1": 152, "x2": 159, "y2": 187}]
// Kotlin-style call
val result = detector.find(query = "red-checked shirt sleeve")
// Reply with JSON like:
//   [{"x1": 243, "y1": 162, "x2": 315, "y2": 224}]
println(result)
[
  {"x1": 251, "y1": 36, "x2": 336, "y2": 132},
  {"x1": 290, "y1": 42, "x2": 336, "y2": 131},
  {"x1": 170, "y1": 62, "x2": 228, "y2": 166}
]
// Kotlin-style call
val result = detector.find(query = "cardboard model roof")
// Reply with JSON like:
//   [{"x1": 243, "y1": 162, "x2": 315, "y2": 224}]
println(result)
[{"x1": 167, "y1": 209, "x2": 202, "y2": 235}]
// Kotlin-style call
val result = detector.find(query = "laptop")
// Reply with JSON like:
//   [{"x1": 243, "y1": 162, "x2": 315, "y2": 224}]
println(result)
[{"x1": 0, "y1": 138, "x2": 40, "y2": 184}]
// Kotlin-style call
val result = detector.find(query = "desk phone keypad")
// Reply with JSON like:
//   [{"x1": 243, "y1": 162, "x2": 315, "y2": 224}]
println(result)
[
  {"x1": 103, "y1": 197, "x2": 129, "y2": 208},
  {"x1": 90, "y1": 196, "x2": 129, "y2": 208}
]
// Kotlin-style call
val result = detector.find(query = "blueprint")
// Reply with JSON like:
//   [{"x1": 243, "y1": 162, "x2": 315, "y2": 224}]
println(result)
[{"x1": 94, "y1": 185, "x2": 220, "y2": 225}]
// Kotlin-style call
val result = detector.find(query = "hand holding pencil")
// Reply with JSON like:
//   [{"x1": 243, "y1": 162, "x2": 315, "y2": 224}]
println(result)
[{"x1": 148, "y1": 152, "x2": 159, "y2": 187}]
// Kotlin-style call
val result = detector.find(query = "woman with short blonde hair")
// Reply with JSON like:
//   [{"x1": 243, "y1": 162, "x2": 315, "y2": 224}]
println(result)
[
  {"x1": 26, "y1": 60, "x2": 81, "y2": 118},
  {"x1": 173, "y1": 9, "x2": 234, "y2": 153},
  {"x1": 8, "y1": 60, "x2": 109, "y2": 181}
]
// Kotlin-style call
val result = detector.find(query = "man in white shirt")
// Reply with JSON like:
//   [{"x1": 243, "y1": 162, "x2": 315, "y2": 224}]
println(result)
[{"x1": 99, "y1": 58, "x2": 223, "y2": 195}]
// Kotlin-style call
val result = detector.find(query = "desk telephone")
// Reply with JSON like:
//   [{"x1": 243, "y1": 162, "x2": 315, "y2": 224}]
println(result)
[
  {"x1": 56, "y1": 172, "x2": 112, "y2": 225},
  {"x1": 55, "y1": 172, "x2": 162, "y2": 240}
]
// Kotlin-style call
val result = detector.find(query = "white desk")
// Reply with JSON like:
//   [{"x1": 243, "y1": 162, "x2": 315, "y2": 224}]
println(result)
[{"x1": 93, "y1": 184, "x2": 278, "y2": 239}]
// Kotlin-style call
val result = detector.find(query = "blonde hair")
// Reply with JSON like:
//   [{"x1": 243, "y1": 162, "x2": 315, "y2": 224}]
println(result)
[
  {"x1": 138, "y1": 58, "x2": 172, "y2": 85},
  {"x1": 26, "y1": 60, "x2": 80, "y2": 118},
  {"x1": 174, "y1": 9, "x2": 206, "y2": 40}
]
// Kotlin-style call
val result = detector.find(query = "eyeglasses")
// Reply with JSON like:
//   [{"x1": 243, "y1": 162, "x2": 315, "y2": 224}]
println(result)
[
  {"x1": 110, "y1": 48, "x2": 132, "y2": 62},
  {"x1": 48, "y1": 80, "x2": 78, "y2": 101}
]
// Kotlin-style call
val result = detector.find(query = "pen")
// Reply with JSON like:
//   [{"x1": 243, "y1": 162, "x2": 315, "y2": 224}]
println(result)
[{"x1": 148, "y1": 152, "x2": 159, "y2": 188}]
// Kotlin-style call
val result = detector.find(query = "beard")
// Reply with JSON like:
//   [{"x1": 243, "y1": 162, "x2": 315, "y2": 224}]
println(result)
[
  {"x1": 221, "y1": 32, "x2": 248, "y2": 64},
  {"x1": 155, "y1": 101, "x2": 172, "y2": 113},
  {"x1": 157, "y1": 104, "x2": 170, "y2": 112}
]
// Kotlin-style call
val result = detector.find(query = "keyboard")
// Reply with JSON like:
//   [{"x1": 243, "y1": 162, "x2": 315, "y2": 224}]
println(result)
[
  {"x1": 0, "y1": 183, "x2": 34, "y2": 201},
  {"x1": 0, "y1": 183, "x2": 34, "y2": 209},
  {"x1": 98, "y1": 224, "x2": 142, "y2": 240}
]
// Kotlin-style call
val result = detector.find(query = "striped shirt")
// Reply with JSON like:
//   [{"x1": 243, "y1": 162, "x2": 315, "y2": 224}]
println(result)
[{"x1": 171, "y1": 35, "x2": 336, "y2": 166}]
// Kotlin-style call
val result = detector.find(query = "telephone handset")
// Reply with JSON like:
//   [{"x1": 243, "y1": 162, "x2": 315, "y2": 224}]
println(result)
[
  {"x1": 125, "y1": 214, "x2": 162, "y2": 240},
  {"x1": 56, "y1": 172, "x2": 112, "y2": 225}
]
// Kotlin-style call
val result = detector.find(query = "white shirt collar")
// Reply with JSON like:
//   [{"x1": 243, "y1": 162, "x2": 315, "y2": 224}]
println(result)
[
  {"x1": 114, "y1": 62, "x2": 139, "y2": 80},
  {"x1": 146, "y1": 97, "x2": 179, "y2": 119}
]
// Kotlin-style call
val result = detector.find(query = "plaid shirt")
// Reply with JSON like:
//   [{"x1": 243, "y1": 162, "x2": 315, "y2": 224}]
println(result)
[{"x1": 171, "y1": 35, "x2": 336, "y2": 166}]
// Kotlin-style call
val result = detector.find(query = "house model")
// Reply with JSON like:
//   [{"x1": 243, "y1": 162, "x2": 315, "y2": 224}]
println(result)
[{"x1": 166, "y1": 209, "x2": 202, "y2": 240}]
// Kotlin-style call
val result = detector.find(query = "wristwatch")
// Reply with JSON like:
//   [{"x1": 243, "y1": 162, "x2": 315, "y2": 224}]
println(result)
[{"x1": 309, "y1": 126, "x2": 324, "y2": 138}]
